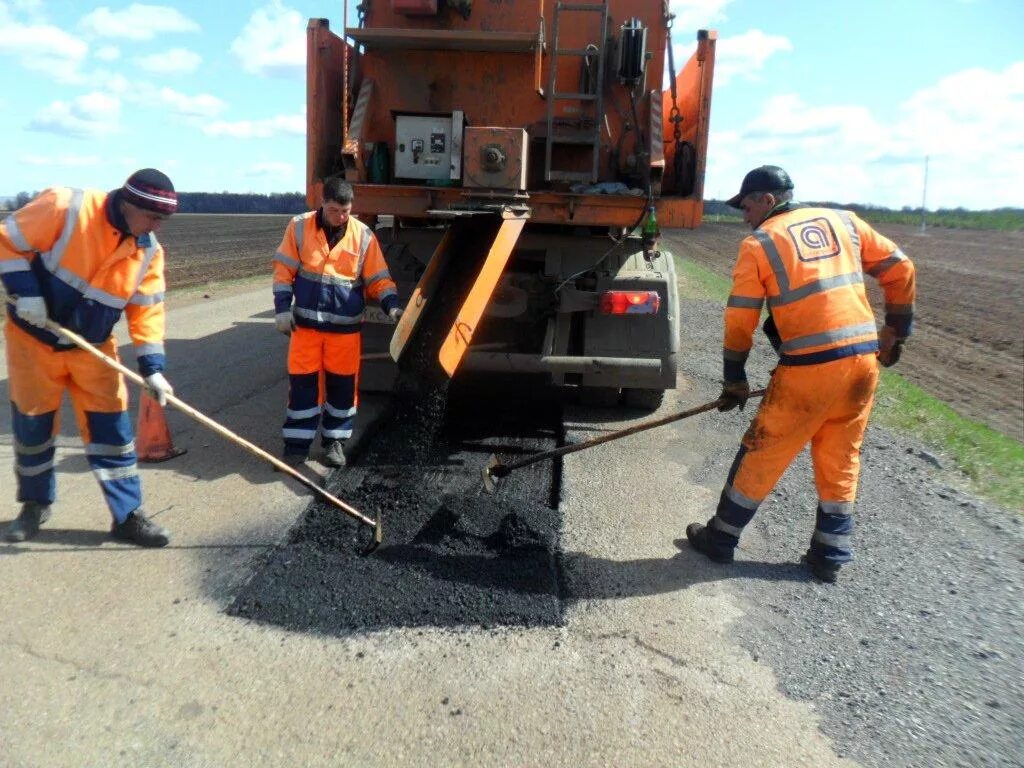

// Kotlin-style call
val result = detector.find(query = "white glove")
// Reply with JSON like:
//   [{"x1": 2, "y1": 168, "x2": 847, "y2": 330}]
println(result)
[
  {"x1": 16, "y1": 296, "x2": 48, "y2": 328},
  {"x1": 388, "y1": 307, "x2": 404, "y2": 324},
  {"x1": 144, "y1": 372, "x2": 174, "y2": 406},
  {"x1": 275, "y1": 312, "x2": 295, "y2": 335}
]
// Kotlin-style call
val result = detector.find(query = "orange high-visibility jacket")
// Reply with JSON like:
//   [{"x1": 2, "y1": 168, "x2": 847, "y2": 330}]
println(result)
[
  {"x1": 272, "y1": 211, "x2": 398, "y2": 333},
  {"x1": 0, "y1": 187, "x2": 167, "y2": 375},
  {"x1": 724, "y1": 205, "x2": 915, "y2": 381}
]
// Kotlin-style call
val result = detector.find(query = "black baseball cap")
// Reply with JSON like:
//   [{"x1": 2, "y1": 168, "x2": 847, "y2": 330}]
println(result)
[{"x1": 726, "y1": 165, "x2": 794, "y2": 208}]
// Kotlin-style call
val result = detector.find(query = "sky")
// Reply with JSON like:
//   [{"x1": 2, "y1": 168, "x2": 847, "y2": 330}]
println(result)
[{"x1": 1, "y1": 0, "x2": 1022, "y2": 210}]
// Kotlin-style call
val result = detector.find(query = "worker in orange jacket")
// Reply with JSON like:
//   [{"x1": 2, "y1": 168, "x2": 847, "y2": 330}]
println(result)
[
  {"x1": 685, "y1": 166, "x2": 916, "y2": 582},
  {"x1": 1, "y1": 169, "x2": 178, "y2": 547},
  {"x1": 272, "y1": 178, "x2": 402, "y2": 468}
]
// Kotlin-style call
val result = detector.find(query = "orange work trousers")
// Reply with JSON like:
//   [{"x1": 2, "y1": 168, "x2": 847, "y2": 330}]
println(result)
[
  {"x1": 283, "y1": 327, "x2": 361, "y2": 453},
  {"x1": 5, "y1": 321, "x2": 140, "y2": 522},
  {"x1": 709, "y1": 353, "x2": 879, "y2": 564}
]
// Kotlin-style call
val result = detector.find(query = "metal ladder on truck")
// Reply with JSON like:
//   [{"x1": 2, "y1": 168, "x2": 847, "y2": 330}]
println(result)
[{"x1": 544, "y1": 1, "x2": 610, "y2": 184}]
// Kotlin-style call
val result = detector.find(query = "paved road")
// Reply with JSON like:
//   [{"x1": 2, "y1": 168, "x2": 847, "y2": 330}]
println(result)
[{"x1": 0, "y1": 277, "x2": 939, "y2": 767}]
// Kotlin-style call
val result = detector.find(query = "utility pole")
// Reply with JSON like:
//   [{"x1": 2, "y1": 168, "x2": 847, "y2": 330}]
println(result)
[{"x1": 920, "y1": 155, "x2": 929, "y2": 233}]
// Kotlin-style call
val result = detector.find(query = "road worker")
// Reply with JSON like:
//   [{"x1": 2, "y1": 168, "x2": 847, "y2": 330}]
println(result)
[
  {"x1": 1, "y1": 169, "x2": 178, "y2": 547},
  {"x1": 272, "y1": 178, "x2": 403, "y2": 468},
  {"x1": 685, "y1": 165, "x2": 916, "y2": 582}
]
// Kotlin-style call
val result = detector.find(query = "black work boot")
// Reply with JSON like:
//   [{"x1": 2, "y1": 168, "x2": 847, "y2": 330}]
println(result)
[
  {"x1": 802, "y1": 549, "x2": 841, "y2": 583},
  {"x1": 3, "y1": 502, "x2": 52, "y2": 542},
  {"x1": 321, "y1": 440, "x2": 346, "y2": 468},
  {"x1": 685, "y1": 522, "x2": 735, "y2": 564},
  {"x1": 111, "y1": 511, "x2": 170, "y2": 548}
]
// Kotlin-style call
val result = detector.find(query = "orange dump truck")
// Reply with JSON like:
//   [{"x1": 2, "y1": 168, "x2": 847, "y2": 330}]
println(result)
[{"x1": 307, "y1": 0, "x2": 716, "y2": 408}]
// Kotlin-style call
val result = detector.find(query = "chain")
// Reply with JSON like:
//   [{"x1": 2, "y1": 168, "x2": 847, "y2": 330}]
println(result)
[{"x1": 665, "y1": 12, "x2": 682, "y2": 143}]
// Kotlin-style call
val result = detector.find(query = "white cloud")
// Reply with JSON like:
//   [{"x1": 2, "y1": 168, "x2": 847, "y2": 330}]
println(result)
[
  {"x1": 95, "y1": 45, "x2": 120, "y2": 61},
  {"x1": 231, "y1": 1, "x2": 306, "y2": 78},
  {"x1": 203, "y1": 112, "x2": 305, "y2": 138},
  {"x1": 80, "y1": 4, "x2": 199, "y2": 41},
  {"x1": 136, "y1": 47, "x2": 201, "y2": 74},
  {"x1": 713, "y1": 29, "x2": 793, "y2": 87},
  {"x1": 159, "y1": 87, "x2": 224, "y2": 118},
  {"x1": 0, "y1": 12, "x2": 89, "y2": 83},
  {"x1": 21, "y1": 153, "x2": 101, "y2": 167},
  {"x1": 706, "y1": 62, "x2": 1024, "y2": 209},
  {"x1": 668, "y1": 0, "x2": 733, "y2": 33},
  {"x1": 245, "y1": 161, "x2": 295, "y2": 177},
  {"x1": 28, "y1": 92, "x2": 122, "y2": 138}
]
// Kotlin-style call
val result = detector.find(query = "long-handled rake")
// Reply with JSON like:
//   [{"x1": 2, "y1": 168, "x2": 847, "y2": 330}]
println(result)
[
  {"x1": 482, "y1": 388, "x2": 767, "y2": 492},
  {"x1": 5, "y1": 297, "x2": 382, "y2": 552}
]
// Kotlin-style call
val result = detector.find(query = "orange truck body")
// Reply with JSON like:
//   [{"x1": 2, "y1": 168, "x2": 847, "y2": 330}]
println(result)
[
  {"x1": 307, "y1": 1, "x2": 715, "y2": 226},
  {"x1": 305, "y1": 1, "x2": 717, "y2": 402}
]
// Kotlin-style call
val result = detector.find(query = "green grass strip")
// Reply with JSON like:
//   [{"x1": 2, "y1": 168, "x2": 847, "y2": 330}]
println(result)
[
  {"x1": 671, "y1": 253, "x2": 1023, "y2": 511},
  {"x1": 872, "y1": 373, "x2": 1024, "y2": 510}
]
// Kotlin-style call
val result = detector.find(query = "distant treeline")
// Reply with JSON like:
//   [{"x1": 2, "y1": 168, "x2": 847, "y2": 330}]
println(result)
[
  {"x1": 4, "y1": 190, "x2": 1021, "y2": 230},
  {"x1": 174, "y1": 192, "x2": 307, "y2": 214},
  {"x1": 704, "y1": 199, "x2": 1024, "y2": 232},
  {"x1": 3, "y1": 191, "x2": 308, "y2": 214}
]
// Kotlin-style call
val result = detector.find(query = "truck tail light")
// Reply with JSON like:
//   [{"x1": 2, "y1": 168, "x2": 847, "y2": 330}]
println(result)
[{"x1": 599, "y1": 290, "x2": 661, "y2": 315}]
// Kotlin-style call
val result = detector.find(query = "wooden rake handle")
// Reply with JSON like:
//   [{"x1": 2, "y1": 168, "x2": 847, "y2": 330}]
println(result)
[
  {"x1": 4, "y1": 297, "x2": 379, "y2": 533},
  {"x1": 495, "y1": 387, "x2": 769, "y2": 476}
]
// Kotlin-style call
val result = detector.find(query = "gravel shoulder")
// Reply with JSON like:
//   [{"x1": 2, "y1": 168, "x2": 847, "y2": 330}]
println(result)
[{"x1": 669, "y1": 293, "x2": 1024, "y2": 768}]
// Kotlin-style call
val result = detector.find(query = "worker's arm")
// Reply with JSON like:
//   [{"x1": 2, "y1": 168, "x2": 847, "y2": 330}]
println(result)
[
  {"x1": 360, "y1": 233, "x2": 400, "y2": 319},
  {"x1": 0, "y1": 188, "x2": 68, "y2": 299},
  {"x1": 272, "y1": 219, "x2": 300, "y2": 334},
  {"x1": 125, "y1": 240, "x2": 168, "y2": 376},
  {"x1": 722, "y1": 238, "x2": 767, "y2": 383},
  {"x1": 854, "y1": 212, "x2": 916, "y2": 339}
]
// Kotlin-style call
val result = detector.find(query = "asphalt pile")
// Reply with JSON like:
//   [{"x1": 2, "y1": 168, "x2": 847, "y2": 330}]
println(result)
[{"x1": 231, "y1": 219, "x2": 565, "y2": 634}]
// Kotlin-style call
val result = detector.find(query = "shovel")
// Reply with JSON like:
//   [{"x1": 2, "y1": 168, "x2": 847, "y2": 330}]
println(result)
[
  {"x1": 482, "y1": 388, "x2": 767, "y2": 492},
  {"x1": 5, "y1": 297, "x2": 383, "y2": 553}
]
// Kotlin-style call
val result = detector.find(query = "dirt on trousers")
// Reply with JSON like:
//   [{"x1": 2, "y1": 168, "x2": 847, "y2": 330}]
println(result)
[{"x1": 665, "y1": 221, "x2": 1024, "y2": 441}]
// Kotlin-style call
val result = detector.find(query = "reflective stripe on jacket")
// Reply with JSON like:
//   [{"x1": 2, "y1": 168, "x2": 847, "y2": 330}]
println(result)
[
  {"x1": 724, "y1": 206, "x2": 915, "y2": 380},
  {"x1": 0, "y1": 187, "x2": 167, "y2": 375},
  {"x1": 271, "y1": 212, "x2": 399, "y2": 333}
]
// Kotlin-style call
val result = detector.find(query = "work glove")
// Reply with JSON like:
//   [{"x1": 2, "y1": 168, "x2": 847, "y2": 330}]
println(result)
[
  {"x1": 877, "y1": 325, "x2": 905, "y2": 368},
  {"x1": 275, "y1": 312, "x2": 295, "y2": 336},
  {"x1": 718, "y1": 380, "x2": 751, "y2": 412},
  {"x1": 16, "y1": 296, "x2": 49, "y2": 328},
  {"x1": 387, "y1": 307, "x2": 404, "y2": 324},
  {"x1": 144, "y1": 372, "x2": 174, "y2": 406}
]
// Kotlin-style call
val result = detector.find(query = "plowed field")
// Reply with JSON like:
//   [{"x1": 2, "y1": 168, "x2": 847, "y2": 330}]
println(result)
[
  {"x1": 158, "y1": 214, "x2": 1024, "y2": 441},
  {"x1": 664, "y1": 222, "x2": 1024, "y2": 441}
]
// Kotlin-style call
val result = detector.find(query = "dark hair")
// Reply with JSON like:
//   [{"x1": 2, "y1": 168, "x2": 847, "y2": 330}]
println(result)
[{"x1": 322, "y1": 177, "x2": 354, "y2": 205}]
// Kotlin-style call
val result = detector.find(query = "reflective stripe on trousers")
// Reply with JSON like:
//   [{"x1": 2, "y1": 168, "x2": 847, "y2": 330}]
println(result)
[
  {"x1": 283, "y1": 327, "x2": 361, "y2": 450},
  {"x1": 709, "y1": 353, "x2": 878, "y2": 563},
  {"x1": 5, "y1": 321, "x2": 140, "y2": 522}
]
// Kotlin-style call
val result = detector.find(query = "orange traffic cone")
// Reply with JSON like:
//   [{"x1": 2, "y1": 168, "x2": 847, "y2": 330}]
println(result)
[{"x1": 136, "y1": 393, "x2": 187, "y2": 463}]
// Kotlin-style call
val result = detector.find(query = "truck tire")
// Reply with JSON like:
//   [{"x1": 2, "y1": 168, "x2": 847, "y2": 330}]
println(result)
[
  {"x1": 623, "y1": 387, "x2": 665, "y2": 411},
  {"x1": 579, "y1": 386, "x2": 621, "y2": 407}
]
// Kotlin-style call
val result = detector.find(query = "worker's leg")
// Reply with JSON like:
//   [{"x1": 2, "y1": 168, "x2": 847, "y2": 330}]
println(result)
[
  {"x1": 283, "y1": 327, "x2": 324, "y2": 456},
  {"x1": 703, "y1": 364, "x2": 838, "y2": 555},
  {"x1": 66, "y1": 338, "x2": 139, "y2": 524},
  {"x1": 808, "y1": 354, "x2": 878, "y2": 567},
  {"x1": 5, "y1": 323, "x2": 67, "y2": 506},
  {"x1": 321, "y1": 330, "x2": 360, "y2": 445}
]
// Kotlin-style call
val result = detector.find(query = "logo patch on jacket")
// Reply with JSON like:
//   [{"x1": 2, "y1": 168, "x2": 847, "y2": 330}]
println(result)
[{"x1": 787, "y1": 217, "x2": 841, "y2": 262}]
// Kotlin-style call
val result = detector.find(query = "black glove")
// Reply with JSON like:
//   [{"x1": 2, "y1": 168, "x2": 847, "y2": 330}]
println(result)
[
  {"x1": 718, "y1": 380, "x2": 750, "y2": 412},
  {"x1": 879, "y1": 339, "x2": 904, "y2": 367},
  {"x1": 877, "y1": 325, "x2": 904, "y2": 367}
]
